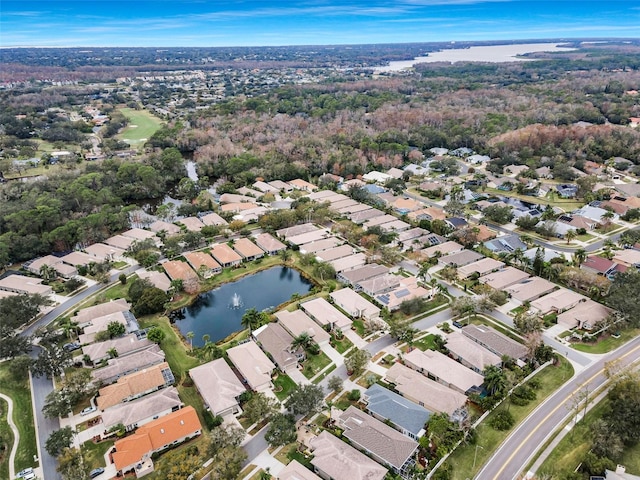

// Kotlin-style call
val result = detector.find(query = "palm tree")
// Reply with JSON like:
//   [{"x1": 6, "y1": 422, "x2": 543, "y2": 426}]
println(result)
[
  {"x1": 483, "y1": 365, "x2": 506, "y2": 396},
  {"x1": 186, "y1": 331, "x2": 195, "y2": 350},
  {"x1": 202, "y1": 333, "x2": 211, "y2": 345},
  {"x1": 279, "y1": 249, "x2": 292, "y2": 264},
  {"x1": 565, "y1": 229, "x2": 577, "y2": 245},
  {"x1": 291, "y1": 332, "x2": 312, "y2": 351},
  {"x1": 418, "y1": 262, "x2": 431, "y2": 282},
  {"x1": 241, "y1": 307, "x2": 262, "y2": 332},
  {"x1": 39, "y1": 264, "x2": 56, "y2": 282},
  {"x1": 573, "y1": 248, "x2": 587, "y2": 267}
]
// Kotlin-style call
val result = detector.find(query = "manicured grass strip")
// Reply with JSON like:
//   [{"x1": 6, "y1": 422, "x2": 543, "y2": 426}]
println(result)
[
  {"x1": 273, "y1": 374, "x2": 296, "y2": 401},
  {"x1": 445, "y1": 358, "x2": 574, "y2": 480},
  {"x1": 0, "y1": 364, "x2": 37, "y2": 472},
  {"x1": 0, "y1": 397, "x2": 13, "y2": 480},
  {"x1": 312, "y1": 364, "x2": 337, "y2": 385},
  {"x1": 412, "y1": 334, "x2": 437, "y2": 352},
  {"x1": 117, "y1": 107, "x2": 163, "y2": 146},
  {"x1": 331, "y1": 335, "x2": 353, "y2": 355},
  {"x1": 571, "y1": 328, "x2": 640, "y2": 354}
]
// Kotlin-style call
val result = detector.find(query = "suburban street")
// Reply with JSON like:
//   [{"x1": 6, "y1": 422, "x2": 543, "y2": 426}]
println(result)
[
  {"x1": 476, "y1": 334, "x2": 640, "y2": 480},
  {"x1": 29, "y1": 346, "x2": 62, "y2": 480}
]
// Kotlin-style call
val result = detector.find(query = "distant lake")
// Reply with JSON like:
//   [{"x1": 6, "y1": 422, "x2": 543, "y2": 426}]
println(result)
[
  {"x1": 171, "y1": 266, "x2": 313, "y2": 346},
  {"x1": 374, "y1": 43, "x2": 576, "y2": 72}
]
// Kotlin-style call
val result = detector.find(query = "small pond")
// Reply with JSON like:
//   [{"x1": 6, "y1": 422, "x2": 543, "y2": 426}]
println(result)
[{"x1": 171, "y1": 266, "x2": 313, "y2": 347}]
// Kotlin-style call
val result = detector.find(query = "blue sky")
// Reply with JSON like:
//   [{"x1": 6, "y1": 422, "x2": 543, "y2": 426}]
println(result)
[{"x1": 1, "y1": 1, "x2": 639, "y2": 47}]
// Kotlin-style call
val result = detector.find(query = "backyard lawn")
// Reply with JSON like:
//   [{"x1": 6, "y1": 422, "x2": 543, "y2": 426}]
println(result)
[
  {"x1": 0, "y1": 364, "x2": 38, "y2": 473},
  {"x1": 330, "y1": 335, "x2": 353, "y2": 354},
  {"x1": 117, "y1": 107, "x2": 163, "y2": 147},
  {"x1": 444, "y1": 358, "x2": 574, "y2": 480},
  {"x1": 411, "y1": 333, "x2": 438, "y2": 352},
  {"x1": 81, "y1": 438, "x2": 114, "y2": 471}
]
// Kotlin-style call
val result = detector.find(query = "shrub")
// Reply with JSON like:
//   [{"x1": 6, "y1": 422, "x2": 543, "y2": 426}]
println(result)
[
  {"x1": 347, "y1": 389, "x2": 361, "y2": 401},
  {"x1": 489, "y1": 410, "x2": 515, "y2": 431}
]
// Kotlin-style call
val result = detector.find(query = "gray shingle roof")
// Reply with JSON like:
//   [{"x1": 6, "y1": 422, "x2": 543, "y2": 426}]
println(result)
[{"x1": 364, "y1": 384, "x2": 430, "y2": 437}]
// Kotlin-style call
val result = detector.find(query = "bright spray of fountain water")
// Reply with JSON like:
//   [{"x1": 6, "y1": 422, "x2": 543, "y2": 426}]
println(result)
[{"x1": 230, "y1": 292, "x2": 243, "y2": 309}]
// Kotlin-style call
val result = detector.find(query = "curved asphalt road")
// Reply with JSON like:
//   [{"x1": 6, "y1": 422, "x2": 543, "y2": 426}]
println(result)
[
  {"x1": 475, "y1": 334, "x2": 640, "y2": 480},
  {"x1": 20, "y1": 265, "x2": 141, "y2": 480}
]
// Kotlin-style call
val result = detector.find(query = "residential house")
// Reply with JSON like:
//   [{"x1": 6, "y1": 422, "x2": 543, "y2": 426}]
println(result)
[
  {"x1": 530, "y1": 288, "x2": 587, "y2": 315},
  {"x1": 330, "y1": 253, "x2": 367, "y2": 273},
  {"x1": 329, "y1": 199, "x2": 359, "y2": 212},
  {"x1": 189, "y1": 358, "x2": 246, "y2": 417},
  {"x1": 484, "y1": 234, "x2": 528, "y2": 254},
  {"x1": 61, "y1": 250, "x2": 95, "y2": 268},
  {"x1": 233, "y1": 238, "x2": 265, "y2": 261},
  {"x1": 82, "y1": 334, "x2": 153, "y2": 364},
  {"x1": 363, "y1": 171, "x2": 392, "y2": 184},
  {"x1": 613, "y1": 248, "x2": 640, "y2": 268},
  {"x1": 338, "y1": 203, "x2": 372, "y2": 215},
  {"x1": 338, "y1": 264, "x2": 389, "y2": 287},
  {"x1": 407, "y1": 206, "x2": 447, "y2": 222},
  {"x1": 439, "y1": 249, "x2": 484, "y2": 268},
  {"x1": 269, "y1": 180, "x2": 293, "y2": 192},
  {"x1": 364, "y1": 214, "x2": 400, "y2": 229},
  {"x1": 479, "y1": 267, "x2": 530, "y2": 290},
  {"x1": 253, "y1": 180, "x2": 279, "y2": 193},
  {"x1": 445, "y1": 332, "x2": 502, "y2": 374},
  {"x1": 210, "y1": 243, "x2": 243, "y2": 267},
  {"x1": 162, "y1": 260, "x2": 199, "y2": 293},
  {"x1": 363, "y1": 384, "x2": 430, "y2": 440},
  {"x1": 278, "y1": 460, "x2": 322, "y2": 480},
  {"x1": 300, "y1": 297, "x2": 352, "y2": 331},
  {"x1": 200, "y1": 212, "x2": 229, "y2": 227},
  {"x1": 403, "y1": 349, "x2": 484, "y2": 394},
  {"x1": 557, "y1": 214, "x2": 599, "y2": 231},
  {"x1": 84, "y1": 243, "x2": 126, "y2": 262},
  {"x1": 457, "y1": 258, "x2": 505, "y2": 278},
  {"x1": 316, "y1": 245, "x2": 356, "y2": 263},
  {"x1": 392, "y1": 197, "x2": 420, "y2": 214},
  {"x1": 122, "y1": 228, "x2": 160, "y2": 246},
  {"x1": 556, "y1": 184, "x2": 578, "y2": 198},
  {"x1": 91, "y1": 344, "x2": 165, "y2": 385},
  {"x1": 27, "y1": 255, "x2": 77, "y2": 278},
  {"x1": 376, "y1": 276, "x2": 431, "y2": 311},
  {"x1": 574, "y1": 205, "x2": 617, "y2": 223},
  {"x1": 397, "y1": 227, "x2": 428, "y2": 245},
  {"x1": 0, "y1": 274, "x2": 52, "y2": 296},
  {"x1": 299, "y1": 238, "x2": 341, "y2": 255},
  {"x1": 330, "y1": 288, "x2": 380, "y2": 320},
  {"x1": 104, "y1": 234, "x2": 135, "y2": 251},
  {"x1": 78, "y1": 310, "x2": 138, "y2": 345},
  {"x1": 338, "y1": 406, "x2": 418, "y2": 473},
  {"x1": 227, "y1": 341, "x2": 276, "y2": 392},
  {"x1": 504, "y1": 277, "x2": 558, "y2": 304},
  {"x1": 278, "y1": 226, "x2": 325, "y2": 240},
  {"x1": 358, "y1": 274, "x2": 400, "y2": 297},
  {"x1": 112, "y1": 406, "x2": 202, "y2": 477},
  {"x1": 349, "y1": 208, "x2": 386, "y2": 224},
  {"x1": 255, "y1": 233, "x2": 287, "y2": 255},
  {"x1": 96, "y1": 361, "x2": 174, "y2": 410},
  {"x1": 288, "y1": 230, "x2": 330, "y2": 246},
  {"x1": 135, "y1": 270, "x2": 171, "y2": 291},
  {"x1": 178, "y1": 216, "x2": 205, "y2": 232},
  {"x1": 445, "y1": 217, "x2": 469, "y2": 230},
  {"x1": 581, "y1": 256, "x2": 617, "y2": 276},
  {"x1": 75, "y1": 298, "x2": 130, "y2": 325},
  {"x1": 148, "y1": 220, "x2": 181, "y2": 236},
  {"x1": 101, "y1": 387, "x2": 182, "y2": 433},
  {"x1": 387, "y1": 167, "x2": 405, "y2": 179},
  {"x1": 467, "y1": 154, "x2": 490, "y2": 164},
  {"x1": 220, "y1": 193, "x2": 258, "y2": 204},
  {"x1": 557, "y1": 299, "x2": 614, "y2": 330},
  {"x1": 420, "y1": 240, "x2": 464, "y2": 259},
  {"x1": 183, "y1": 251, "x2": 222, "y2": 278},
  {"x1": 461, "y1": 324, "x2": 528, "y2": 361},
  {"x1": 309, "y1": 430, "x2": 387, "y2": 480},
  {"x1": 276, "y1": 310, "x2": 331, "y2": 346},
  {"x1": 253, "y1": 323, "x2": 304, "y2": 372},
  {"x1": 288, "y1": 178, "x2": 318, "y2": 192},
  {"x1": 385, "y1": 363, "x2": 467, "y2": 415}
]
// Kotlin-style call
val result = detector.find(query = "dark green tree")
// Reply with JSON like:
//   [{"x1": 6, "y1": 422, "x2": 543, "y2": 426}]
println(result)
[
  {"x1": 265, "y1": 413, "x2": 297, "y2": 447},
  {"x1": 46, "y1": 426, "x2": 75, "y2": 456}
]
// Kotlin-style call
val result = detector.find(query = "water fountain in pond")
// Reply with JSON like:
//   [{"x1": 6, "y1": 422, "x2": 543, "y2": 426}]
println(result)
[{"x1": 229, "y1": 292, "x2": 243, "y2": 309}]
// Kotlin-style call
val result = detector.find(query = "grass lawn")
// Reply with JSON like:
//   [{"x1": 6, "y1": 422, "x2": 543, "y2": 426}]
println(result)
[
  {"x1": 117, "y1": 107, "x2": 163, "y2": 147},
  {"x1": 273, "y1": 374, "x2": 297, "y2": 401},
  {"x1": 312, "y1": 364, "x2": 337, "y2": 385},
  {"x1": 571, "y1": 328, "x2": 640, "y2": 354},
  {"x1": 330, "y1": 335, "x2": 353, "y2": 354},
  {"x1": 351, "y1": 320, "x2": 365, "y2": 337},
  {"x1": 0, "y1": 364, "x2": 38, "y2": 473},
  {"x1": 302, "y1": 352, "x2": 332, "y2": 379},
  {"x1": 81, "y1": 438, "x2": 115, "y2": 470},
  {"x1": 137, "y1": 315, "x2": 200, "y2": 382},
  {"x1": 411, "y1": 334, "x2": 438, "y2": 352},
  {"x1": 274, "y1": 443, "x2": 314, "y2": 469},
  {"x1": 0, "y1": 397, "x2": 12, "y2": 480},
  {"x1": 445, "y1": 358, "x2": 574, "y2": 480}
]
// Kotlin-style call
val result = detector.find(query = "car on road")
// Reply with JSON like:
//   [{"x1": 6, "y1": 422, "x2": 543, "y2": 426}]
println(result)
[
  {"x1": 80, "y1": 406, "x2": 96, "y2": 416},
  {"x1": 89, "y1": 467, "x2": 105, "y2": 478},
  {"x1": 452, "y1": 321, "x2": 463, "y2": 328}
]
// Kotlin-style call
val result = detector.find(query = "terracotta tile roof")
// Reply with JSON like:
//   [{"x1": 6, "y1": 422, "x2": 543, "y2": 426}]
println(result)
[
  {"x1": 210, "y1": 243, "x2": 243, "y2": 265},
  {"x1": 183, "y1": 251, "x2": 221, "y2": 271},
  {"x1": 163, "y1": 260, "x2": 198, "y2": 282},
  {"x1": 233, "y1": 238, "x2": 264, "y2": 258},
  {"x1": 113, "y1": 406, "x2": 201, "y2": 471}
]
